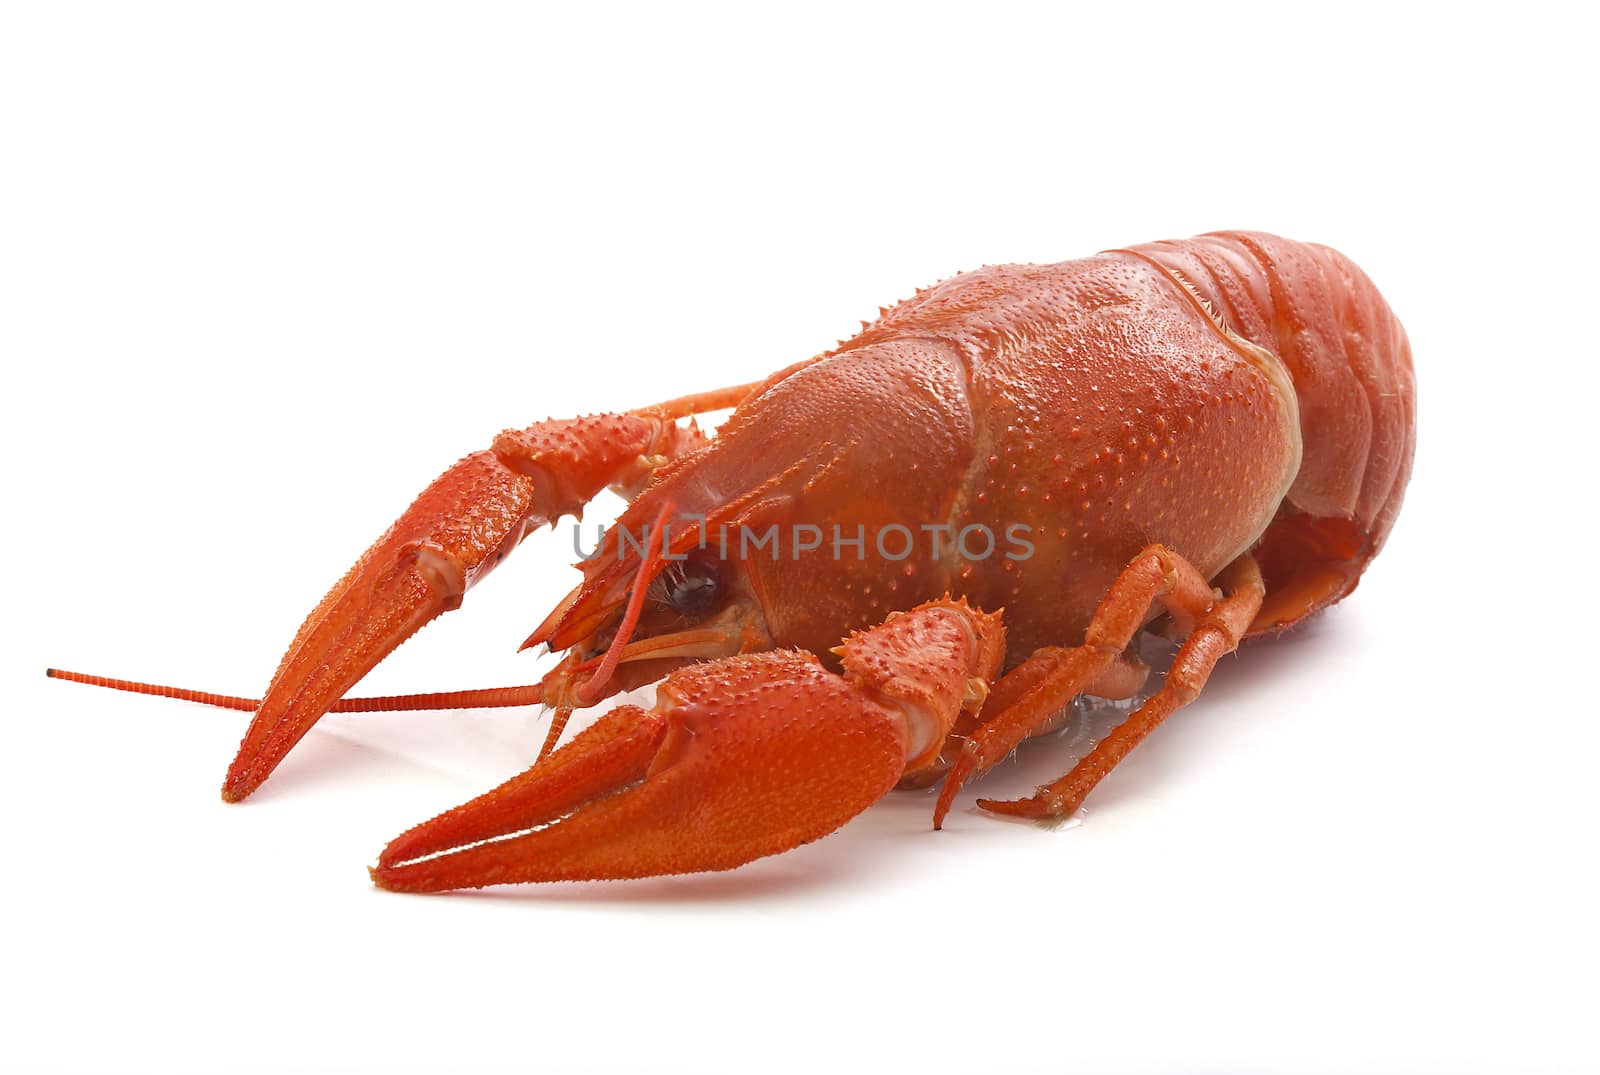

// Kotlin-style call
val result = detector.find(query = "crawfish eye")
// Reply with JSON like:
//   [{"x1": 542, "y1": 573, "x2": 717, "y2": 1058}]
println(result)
[{"x1": 660, "y1": 551, "x2": 725, "y2": 617}]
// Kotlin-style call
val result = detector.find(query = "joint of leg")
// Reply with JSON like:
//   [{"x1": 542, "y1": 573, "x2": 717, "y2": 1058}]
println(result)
[
  {"x1": 412, "y1": 543, "x2": 468, "y2": 610},
  {"x1": 1165, "y1": 677, "x2": 1202, "y2": 707},
  {"x1": 1038, "y1": 790, "x2": 1072, "y2": 817},
  {"x1": 1196, "y1": 616, "x2": 1243, "y2": 652}
]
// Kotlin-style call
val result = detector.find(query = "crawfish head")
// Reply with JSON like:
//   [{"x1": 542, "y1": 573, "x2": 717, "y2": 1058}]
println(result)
[{"x1": 531, "y1": 337, "x2": 978, "y2": 704}]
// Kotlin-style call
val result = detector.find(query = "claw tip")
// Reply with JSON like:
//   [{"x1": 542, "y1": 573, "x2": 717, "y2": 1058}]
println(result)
[{"x1": 220, "y1": 769, "x2": 257, "y2": 804}]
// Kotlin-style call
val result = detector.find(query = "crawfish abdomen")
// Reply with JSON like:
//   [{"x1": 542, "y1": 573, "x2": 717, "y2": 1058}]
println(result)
[
  {"x1": 1122, "y1": 232, "x2": 1415, "y2": 629},
  {"x1": 820, "y1": 231, "x2": 1413, "y2": 651}
]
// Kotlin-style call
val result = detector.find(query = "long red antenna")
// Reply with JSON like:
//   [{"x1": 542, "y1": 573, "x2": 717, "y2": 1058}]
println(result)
[{"x1": 45, "y1": 668, "x2": 543, "y2": 713}]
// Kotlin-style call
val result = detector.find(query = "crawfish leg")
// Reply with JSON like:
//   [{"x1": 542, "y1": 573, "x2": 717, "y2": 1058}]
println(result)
[
  {"x1": 932, "y1": 544, "x2": 1225, "y2": 827},
  {"x1": 977, "y1": 647, "x2": 1151, "y2": 734},
  {"x1": 980, "y1": 554, "x2": 1265, "y2": 820},
  {"x1": 898, "y1": 649, "x2": 1146, "y2": 790}
]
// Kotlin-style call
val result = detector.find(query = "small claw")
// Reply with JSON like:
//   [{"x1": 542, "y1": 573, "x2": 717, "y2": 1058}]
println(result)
[
  {"x1": 372, "y1": 650, "x2": 911, "y2": 892},
  {"x1": 974, "y1": 793, "x2": 1075, "y2": 820},
  {"x1": 223, "y1": 450, "x2": 540, "y2": 801}
]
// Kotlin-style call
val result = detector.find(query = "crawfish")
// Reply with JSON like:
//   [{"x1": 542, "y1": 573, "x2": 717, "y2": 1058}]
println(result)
[{"x1": 52, "y1": 230, "x2": 1415, "y2": 891}]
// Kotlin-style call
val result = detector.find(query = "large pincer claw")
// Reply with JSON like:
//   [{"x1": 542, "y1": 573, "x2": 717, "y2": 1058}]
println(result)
[
  {"x1": 371, "y1": 599, "x2": 1003, "y2": 891},
  {"x1": 224, "y1": 413, "x2": 683, "y2": 802},
  {"x1": 222, "y1": 450, "x2": 541, "y2": 801},
  {"x1": 371, "y1": 652, "x2": 909, "y2": 890}
]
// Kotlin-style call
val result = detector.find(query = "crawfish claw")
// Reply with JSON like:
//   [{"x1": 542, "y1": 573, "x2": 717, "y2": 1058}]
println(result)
[
  {"x1": 372, "y1": 651, "x2": 912, "y2": 891},
  {"x1": 372, "y1": 598, "x2": 1004, "y2": 891},
  {"x1": 223, "y1": 412, "x2": 695, "y2": 802},
  {"x1": 223, "y1": 450, "x2": 542, "y2": 801}
]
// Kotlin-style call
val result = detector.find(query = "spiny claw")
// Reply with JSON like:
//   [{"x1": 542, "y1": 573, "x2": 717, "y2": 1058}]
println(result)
[
  {"x1": 223, "y1": 412, "x2": 698, "y2": 802},
  {"x1": 371, "y1": 651, "x2": 910, "y2": 891},
  {"x1": 372, "y1": 597, "x2": 1004, "y2": 892},
  {"x1": 223, "y1": 450, "x2": 541, "y2": 802}
]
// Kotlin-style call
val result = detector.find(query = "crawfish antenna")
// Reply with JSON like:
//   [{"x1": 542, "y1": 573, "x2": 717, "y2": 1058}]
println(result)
[
  {"x1": 46, "y1": 667, "x2": 545, "y2": 713},
  {"x1": 575, "y1": 500, "x2": 675, "y2": 705}
]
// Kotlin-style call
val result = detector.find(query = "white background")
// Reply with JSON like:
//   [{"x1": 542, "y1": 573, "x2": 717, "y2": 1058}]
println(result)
[{"x1": 3, "y1": 4, "x2": 1595, "y2": 1073}]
